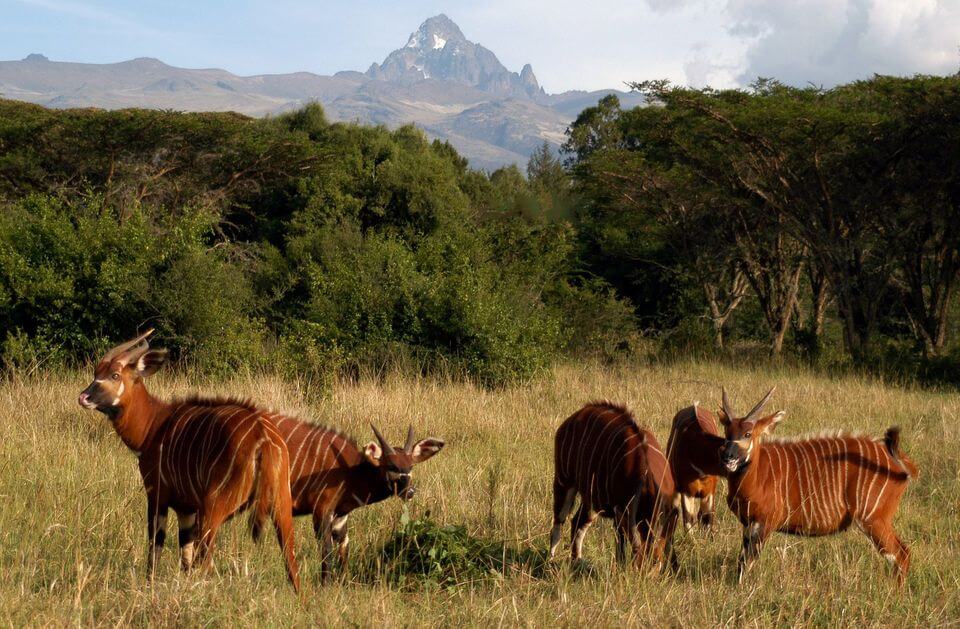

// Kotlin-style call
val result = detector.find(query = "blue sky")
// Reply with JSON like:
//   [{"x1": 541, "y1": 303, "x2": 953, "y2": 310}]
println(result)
[{"x1": 2, "y1": 0, "x2": 958, "y2": 93}]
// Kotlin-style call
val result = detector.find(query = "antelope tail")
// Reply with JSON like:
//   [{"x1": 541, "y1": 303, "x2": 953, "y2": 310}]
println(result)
[
  {"x1": 884, "y1": 427, "x2": 919, "y2": 480},
  {"x1": 249, "y1": 441, "x2": 281, "y2": 541}
]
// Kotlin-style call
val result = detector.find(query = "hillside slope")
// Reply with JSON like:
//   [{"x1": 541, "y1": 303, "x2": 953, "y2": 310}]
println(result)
[{"x1": 0, "y1": 16, "x2": 645, "y2": 169}]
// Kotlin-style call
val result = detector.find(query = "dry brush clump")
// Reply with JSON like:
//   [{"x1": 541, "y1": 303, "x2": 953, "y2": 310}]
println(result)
[{"x1": 0, "y1": 360, "x2": 957, "y2": 626}]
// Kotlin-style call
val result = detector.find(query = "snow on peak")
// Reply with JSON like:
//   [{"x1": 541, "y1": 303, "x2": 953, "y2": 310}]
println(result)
[{"x1": 432, "y1": 34, "x2": 447, "y2": 50}]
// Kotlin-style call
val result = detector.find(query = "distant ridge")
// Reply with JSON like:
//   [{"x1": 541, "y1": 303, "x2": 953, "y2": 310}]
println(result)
[{"x1": 0, "y1": 15, "x2": 644, "y2": 169}]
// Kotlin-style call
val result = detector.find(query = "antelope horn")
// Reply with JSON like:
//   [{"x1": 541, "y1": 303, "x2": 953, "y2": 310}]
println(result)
[
  {"x1": 102, "y1": 328, "x2": 155, "y2": 366},
  {"x1": 744, "y1": 387, "x2": 776, "y2": 422},
  {"x1": 721, "y1": 387, "x2": 737, "y2": 420},
  {"x1": 370, "y1": 423, "x2": 396, "y2": 455},
  {"x1": 404, "y1": 425, "x2": 416, "y2": 453}
]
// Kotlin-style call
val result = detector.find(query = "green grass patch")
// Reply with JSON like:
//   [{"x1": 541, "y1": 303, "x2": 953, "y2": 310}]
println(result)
[{"x1": 368, "y1": 512, "x2": 549, "y2": 589}]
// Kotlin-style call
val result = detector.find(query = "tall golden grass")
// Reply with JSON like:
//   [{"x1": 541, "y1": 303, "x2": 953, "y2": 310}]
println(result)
[{"x1": 0, "y1": 360, "x2": 956, "y2": 626}]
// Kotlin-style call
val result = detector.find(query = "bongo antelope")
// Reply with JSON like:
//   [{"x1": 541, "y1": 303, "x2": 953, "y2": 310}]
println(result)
[
  {"x1": 267, "y1": 418, "x2": 444, "y2": 580},
  {"x1": 78, "y1": 330, "x2": 300, "y2": 591},
  {"x1": 666, "y1": 403, "x2": 726, "y2": 531},
  {"x1": 719, "y1": 388, "x2": 918, "y2": 584},
  {"x1": 550, "y1": 402, "x2": 677, "y2": 569}
]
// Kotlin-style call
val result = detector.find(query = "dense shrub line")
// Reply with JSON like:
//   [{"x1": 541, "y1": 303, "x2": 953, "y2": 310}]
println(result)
[
  {"x1": 565, "y1": 75, "x2": 960, "y2": 380},
  {"x1": 0, "y1": 101, "x2": 632, "y2": 383}
]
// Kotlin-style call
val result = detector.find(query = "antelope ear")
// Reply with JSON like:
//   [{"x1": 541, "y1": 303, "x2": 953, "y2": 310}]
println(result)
[
  {"x1": 363, "y1": 442, "x2": 382, "y2": 466},
  {"x1": 411, "y1": 438, "x2": 445, "y2": 463},
  {"x1": 136, "y1": 349, "x2": 168, "y2": 378},
  {"x1": 756, "y1": 411, "x2": 785, "y2": 434}
]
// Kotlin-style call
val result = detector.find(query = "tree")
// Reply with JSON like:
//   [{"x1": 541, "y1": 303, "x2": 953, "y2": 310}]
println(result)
[
  {"x1": 562, "y1": 93, "x2": 623, "y2": 165},
  {"x1": 630, "y1": 80, "x2": 893, "y2": 361},
  {"x1": 527, "y1": 142, "x2": 572, "y2": 219}
]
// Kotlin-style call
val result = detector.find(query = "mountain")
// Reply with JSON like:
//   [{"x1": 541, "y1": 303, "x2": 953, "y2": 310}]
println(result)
[
  {"x1": 0, "y1": 15, "x2": 643, "y2": 170},
  {"x1": 366, "y1": 14, "x2": 544, "y2": 99}
]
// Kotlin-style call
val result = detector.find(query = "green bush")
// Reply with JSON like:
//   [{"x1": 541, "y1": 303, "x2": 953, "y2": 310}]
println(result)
[
  {"x1": 0, "y1": 195, "x2": 267, "y2": 371},
  {"x1": 368, "y1": 514, "x2": 547, "y2": 589},
  {"x1": 0, "y1": 102, "x2": 640, "y2": 385},
  {"x1": 283, "y1": 217, "x2": 566, "y2": 384}
]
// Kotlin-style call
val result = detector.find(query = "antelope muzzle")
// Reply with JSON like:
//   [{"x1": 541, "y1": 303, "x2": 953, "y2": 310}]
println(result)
[
  {"x1": 78, "y1": 381, "x2": 112, "y2": 411},
  {"x1": 390, "y1": 472, "x2": 415, "y2": 500},
  {"x1": 720, "y1": 440, "x2": 745, "y2": 473}
]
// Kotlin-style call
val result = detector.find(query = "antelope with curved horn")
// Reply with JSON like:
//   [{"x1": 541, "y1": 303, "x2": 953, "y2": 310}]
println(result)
[
  {"x1": 265, "y1": 418, "x2": 444, "y2": 579},
  {"x1": 719, "y1": 387, "x2": 919, "y2": 584},
  {"x1": 550, "y1": 402, "x2": 677, "y2": 570},
  {"x1": 78, "y1": 329, "x2": 300, "y2": 591}
]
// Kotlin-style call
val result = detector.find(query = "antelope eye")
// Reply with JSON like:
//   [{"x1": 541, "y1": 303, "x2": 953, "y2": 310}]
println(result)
[
  {"x1": 111, "y1": 373, "x2": 121, "y2": 381},
  {"x1": 745, "y1": 431, "x2": 752, "y2": 438}
]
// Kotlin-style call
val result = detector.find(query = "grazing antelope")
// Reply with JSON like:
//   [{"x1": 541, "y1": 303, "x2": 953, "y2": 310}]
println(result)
[
  {"x1": 267, "y1": 417, "x2": 444, "y2": 579},
  {"x1": 666, "y1": 403, "x2": 727, "y2": 531},
  {"x1": 719, "y1": 388, "x2": 919, "y2": 584},
  {"x1": 549, "y1": 402, "x2": 677, "y2": 569},
  {"x1": 78, "y1": 330, "x2": 300, "y2": 591}
]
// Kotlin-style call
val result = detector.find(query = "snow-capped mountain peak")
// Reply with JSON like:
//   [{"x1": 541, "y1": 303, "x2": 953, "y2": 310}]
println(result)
[{"x1": 367, "y1": 14, "x2": 542, "y2": 98}]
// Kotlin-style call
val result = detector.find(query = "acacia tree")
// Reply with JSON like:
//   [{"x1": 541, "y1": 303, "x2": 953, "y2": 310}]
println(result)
[
  {"x1": 617, "y1": 81, "x2": 810, "y2": 355},
  {"x1": 631, "y1": 80, "x2": 897, "y2": 362},
  {"x1": 572, "y1": 130, "x2": 750, "y2": 349},
  {"x1": 871, "y1": 77, "x2": 960, "y2": 357}
]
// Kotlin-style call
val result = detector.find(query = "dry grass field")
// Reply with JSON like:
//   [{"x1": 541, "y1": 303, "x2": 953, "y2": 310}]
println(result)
[{"x1": 0, "y1": 360, "x2": 957, "y2": 626}]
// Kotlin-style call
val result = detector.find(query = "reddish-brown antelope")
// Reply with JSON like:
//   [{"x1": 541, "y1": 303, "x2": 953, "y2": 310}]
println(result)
[
  {"x1": 267, "y1": 417, "x2": 444, "y2": 579},
  {"x1": 666, "y1": 403, "x2": 727, "y2": 531},
  {"x1": 718, "y1": 388, "x2": 919, "y2": 584},
  {"x1": 550, "y1": 402, "x2": 677, "y2": 569},
  {"x1": 78, "y1": 330, "x2": 300, "y2": 591}
]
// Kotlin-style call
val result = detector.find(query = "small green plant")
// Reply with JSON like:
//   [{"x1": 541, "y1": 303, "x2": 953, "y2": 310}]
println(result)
[{"x1": 367, "y1": 513, "x2": 548, "y2": 590}]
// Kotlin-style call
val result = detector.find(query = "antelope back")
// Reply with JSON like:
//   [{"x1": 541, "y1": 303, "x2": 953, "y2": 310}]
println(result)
[
  {"x1": 732, "y1": 433, "x2": 917, "y2": 534},
  {"x1": 555, "y1": 402, "x2": 674, "y2": 510}
]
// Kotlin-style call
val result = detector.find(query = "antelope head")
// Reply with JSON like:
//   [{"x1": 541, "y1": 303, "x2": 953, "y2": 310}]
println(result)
[
  {"x1": 78, "y1": 329, "x2": 168, "y2": 419},
  {"x1": 718, "y1": 387, "x2": 784, "y2": 473},
  {"x1": 363, "y1": 424, "x2": 445, "y2": 501}
]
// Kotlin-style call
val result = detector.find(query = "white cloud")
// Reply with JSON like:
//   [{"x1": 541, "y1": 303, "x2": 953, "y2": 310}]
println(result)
[
  {"x1": 683, "y1": 42, "x2": 749, "y2": 89},
  {"x1": 457, "y1": 0, "x2": 960, "y2": 92},
  {"x1": 727, "y1": 0, "x2": 958, "y2": 86},
  {"x1": 457, "y1": 0, "x2": 733, "y2": 92},
  {"x1": 637, "y1": 0, "x2": 960, "y2": 88}
]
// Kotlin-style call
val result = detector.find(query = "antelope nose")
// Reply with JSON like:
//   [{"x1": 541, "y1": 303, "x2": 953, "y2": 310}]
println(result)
[
  {"x1": 720, "y1": 441, "x2": 736, "y2": 460},
  {"x1": 78, "y1": 392, "x2": 90, "y2": 407}
]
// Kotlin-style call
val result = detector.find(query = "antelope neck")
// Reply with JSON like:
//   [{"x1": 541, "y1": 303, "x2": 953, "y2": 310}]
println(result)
[
  {"x1": 730, "y1": 444, "x2": 763, "y2": 491},
  {"x1": 110, "y1": 384, "x2": 171, "y2": 453}
]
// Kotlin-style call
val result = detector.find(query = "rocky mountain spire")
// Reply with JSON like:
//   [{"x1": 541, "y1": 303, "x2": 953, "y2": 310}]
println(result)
[
  {"x1": 403, "y1": 14, "x2": 467, "y2": 51},
  {"x1": 366, "y1": 15, "x2": 542, "y2": 98}
]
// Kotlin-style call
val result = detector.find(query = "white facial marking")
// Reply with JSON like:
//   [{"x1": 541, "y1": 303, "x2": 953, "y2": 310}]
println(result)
[{"x1": 111, "y1": 381, "x2": 124, "y2": 406}]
